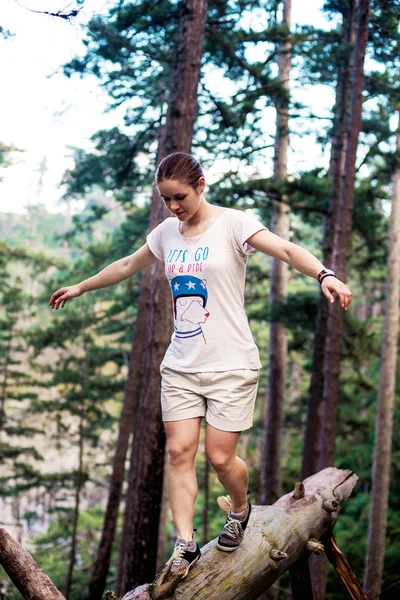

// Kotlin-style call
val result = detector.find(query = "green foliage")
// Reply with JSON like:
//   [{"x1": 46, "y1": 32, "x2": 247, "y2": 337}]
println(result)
[
  {"x1": 0, "y1": 26, "x2": 13, "y2": 38},
  {"x1": 0, "y1": 141, "x2": 22, "y2": 180},
  {"x1": 62, "y1": 129, "x2": 155, "y2": 205}
]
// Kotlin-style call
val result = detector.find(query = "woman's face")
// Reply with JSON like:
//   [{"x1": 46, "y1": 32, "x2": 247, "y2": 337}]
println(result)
[{"x1": 157, "y1": 177, "x2": 205, "y2": 221}]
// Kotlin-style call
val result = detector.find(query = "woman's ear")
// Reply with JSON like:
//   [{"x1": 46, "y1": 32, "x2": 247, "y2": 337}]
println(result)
[{"x1": 197, "y1": 176, "x2": 206, "y2": 194}]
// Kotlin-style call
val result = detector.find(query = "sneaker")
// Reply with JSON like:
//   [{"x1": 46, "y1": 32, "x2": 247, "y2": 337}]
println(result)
[
  {"x1": 166, "y1": 537, "x2": 201, "y2": 579},
  {"x1": 216, "y1": 501, "x2": 252, "y2": 552}
]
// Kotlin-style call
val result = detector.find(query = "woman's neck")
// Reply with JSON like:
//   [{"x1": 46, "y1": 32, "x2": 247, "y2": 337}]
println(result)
[{"x1": 186, "y1": 198, "x2": 213, "y2": 227}]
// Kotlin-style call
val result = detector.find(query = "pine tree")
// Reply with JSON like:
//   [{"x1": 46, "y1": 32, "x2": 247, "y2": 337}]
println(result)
[
  {"x1": 364, "y1": 110, "x2": 400, "y2": 600},
  {"x1": 319, "y1": 0, "x2": 371, "y2": 470},
  {"x1": 301, "y1": 0, "x2": 358, "y2": 481},
  {"x1": 116, "y1": 1, "x2": 209, "y2": 594},
  {"x1": 260, "y1": 0, "x2": 292, "y2": 508}
]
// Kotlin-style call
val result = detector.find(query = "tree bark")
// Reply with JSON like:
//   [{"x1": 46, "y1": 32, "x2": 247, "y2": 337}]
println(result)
[
  {"x1": 260, "y1": 0, "x2": 291, "y2": 508},
  {"x1": 313, "y1": 3, "x2": 370, "y2": 598},
  {"x1": 363, "y1": 115, "x2": 400, "y2": 598},
  {"x1": 0, "y1": 324, "x2": 13, "y2": 433},
  {"x1": 87, "y1": 150, "x2": 164, "y2": 600},
  {"x1": 289, "y1": 550, "x2": 313, "y2": 599},
  {"x1": 318, "y1": 0, "x2": 370, "y2": 471},
  {"x1": 65, "y1": 405, "x2": 85, "y2": 599},
  {"x1": 119, "y1": 468, "x2": 359, "y2": 600},
  {"x1": 116, "y1": 1, "x2": 208, "y2": 595},
  {"x1": 0, "y1": 528, "x2": 66, "y2": 600},
  {"x1": 301, "y1": 0, "x2": 357, "y2": 481}
]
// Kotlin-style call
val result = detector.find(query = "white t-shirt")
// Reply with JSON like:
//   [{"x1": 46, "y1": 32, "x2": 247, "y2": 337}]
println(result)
[{"x1": 146, "y1": 207, "x2": 268, "y2": 372}]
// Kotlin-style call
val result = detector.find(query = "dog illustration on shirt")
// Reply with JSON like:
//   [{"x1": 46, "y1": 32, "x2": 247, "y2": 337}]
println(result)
[{"x1": 170, "y1": 275, "x2": 210, "y2": 343}]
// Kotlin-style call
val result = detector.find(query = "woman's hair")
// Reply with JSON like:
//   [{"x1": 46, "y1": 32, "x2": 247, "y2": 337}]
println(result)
[{"x1": 154, "y1": 152, "x2": 204, "y2": 190}]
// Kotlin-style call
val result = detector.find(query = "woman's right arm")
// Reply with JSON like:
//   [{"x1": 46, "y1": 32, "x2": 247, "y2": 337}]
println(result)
[{"x1": 49, "y1": 243, "x2": 158, "y2": 309}]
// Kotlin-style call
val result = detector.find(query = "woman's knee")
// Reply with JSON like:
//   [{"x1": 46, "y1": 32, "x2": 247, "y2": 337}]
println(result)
[
  {"x1": 164, "y1": 418, "x2": 201, "y2": 466},
  {"x1": 206, "y1": 449, "x2": 235, "y2": 476},
  {"x1": 168, "y1": 440, "x2": 197, "y2": 466}
]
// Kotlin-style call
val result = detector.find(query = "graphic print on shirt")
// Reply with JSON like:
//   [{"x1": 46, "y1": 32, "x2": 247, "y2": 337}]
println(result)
[{"x1": 170, "y1": 275, "x2": 210, "y2": 343}]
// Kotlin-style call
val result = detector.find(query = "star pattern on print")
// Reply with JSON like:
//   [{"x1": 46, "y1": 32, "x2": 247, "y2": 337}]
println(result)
[
  {"x1": 174, "y1": 283, "x2": 180, "y2": 290},
  {"x1": 186, "y1": 280, "x2": 196, "y2": 290},
  {"x1": 200, "y1": 281, "x2": 206, "y2": 288}
]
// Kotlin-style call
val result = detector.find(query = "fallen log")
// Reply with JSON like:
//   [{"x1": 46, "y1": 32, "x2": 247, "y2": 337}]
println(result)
[
  {"x1": 0, "y1": 468, "x2": 360, "y2": 600},
  {"x1": 120, "y1": 467, "x2": 359, "y2": 600}
]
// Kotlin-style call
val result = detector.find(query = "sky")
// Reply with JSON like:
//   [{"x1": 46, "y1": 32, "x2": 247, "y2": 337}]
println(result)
[{"x1": 0, "y1": 0, "x2": 332, "y2": 215}]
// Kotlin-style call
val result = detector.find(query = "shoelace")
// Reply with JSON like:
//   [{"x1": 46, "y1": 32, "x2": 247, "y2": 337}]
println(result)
[
  {"x1": 171, "y1": 541, "x2": 187, "y2": 568},
  {"x1": 222, "y1": 517, "x2": 243, "y2": 540}
]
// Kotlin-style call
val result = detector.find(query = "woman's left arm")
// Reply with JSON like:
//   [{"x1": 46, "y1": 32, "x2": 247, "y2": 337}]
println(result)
[{"x1": 246, "y1": 229, "x2": 352, "y2": 310}]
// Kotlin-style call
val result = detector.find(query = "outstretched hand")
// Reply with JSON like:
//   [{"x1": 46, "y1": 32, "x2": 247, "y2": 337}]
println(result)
[
  {"x1": 321, "y1": 277, "x2": 352, "y2": 310},
  {"x1": 49, "y1": 285, "x2": 83, "y2": 310}
]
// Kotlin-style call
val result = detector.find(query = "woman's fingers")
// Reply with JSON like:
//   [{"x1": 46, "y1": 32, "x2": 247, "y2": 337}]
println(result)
[
  {"x1": 49, "y1": 289, "x2": 68, "y2": 309},
  {"x1": 56, "y1": 295, "x2": 68, "y2": 309},
  {"x1": 341, "y1": 289, "x2": 353, "y2": 310},
  {"x1": 49, "y1": 291, "x2": 61, "y2": 308},
  {"x1": 322, "y1": 279, "x2": 352, "y2": 310},
  {"x1": 337, "y1": 283, "x2": 352, "y2": 310},
  {"x1": 49, "y1": 285, "x2": 82, "y2": 309},
  {"x1": 323, "y1": 286, "x2": 335, "y2": 304},
  {"x1": 48, "y1": 291, "x2": 59, "y2": 306}
]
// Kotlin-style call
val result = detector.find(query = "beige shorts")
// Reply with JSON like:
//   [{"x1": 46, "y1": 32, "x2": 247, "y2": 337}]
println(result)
[{"x1": 160, "y1": 365, "x2": 260, "y2": 432}]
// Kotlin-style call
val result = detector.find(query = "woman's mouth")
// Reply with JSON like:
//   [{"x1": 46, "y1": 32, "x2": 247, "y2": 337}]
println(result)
[{"x1": 175, "y1": 211, "x2": 185, "y2": 217}]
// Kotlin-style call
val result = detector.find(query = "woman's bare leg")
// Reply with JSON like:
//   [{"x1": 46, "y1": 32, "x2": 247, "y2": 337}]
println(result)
[
  {"x1": 164, "y1": 417, "x2": 202, "y2": 541},
  {"x1": 204, "y1": 424, "x2": 248, "y2": 513}
]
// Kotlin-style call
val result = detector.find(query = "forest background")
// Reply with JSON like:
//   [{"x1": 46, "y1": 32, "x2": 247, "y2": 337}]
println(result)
[{"x1": 0, "y1": 0, "x2": 399, "y2": 599}]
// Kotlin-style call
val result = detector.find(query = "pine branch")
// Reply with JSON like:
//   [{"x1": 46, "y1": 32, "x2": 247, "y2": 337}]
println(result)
[{"x1": 14, "y1": 0, "x2": 82, "y2": 21}]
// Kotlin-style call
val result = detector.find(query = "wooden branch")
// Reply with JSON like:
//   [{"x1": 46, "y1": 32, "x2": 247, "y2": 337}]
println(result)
[
  {"x1": 14, "y1": 1, "x2": 81, "y2": 21},
  {"x1": 293, "y1": 482, "x2": 305, "y2": 499},
  {"x1": 0, "y1": 528, "x2": 66, "y2": 599},
  {"x1": 126, "y1": 468, "x2": 359, "y2": 600},
  {"x1": 323, "y1": 534, "x2": 367, "y2": 600},
  {"x1": 305, "y1": 539, "x2": 324, "y2": 555}
]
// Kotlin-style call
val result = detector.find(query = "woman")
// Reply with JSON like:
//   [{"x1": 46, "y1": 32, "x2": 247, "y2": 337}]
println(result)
[{"x1": 49, "y1": 152, "x2": 352, "y2": 580}]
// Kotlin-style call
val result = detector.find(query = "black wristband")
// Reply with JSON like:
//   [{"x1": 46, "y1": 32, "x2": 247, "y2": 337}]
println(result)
[
  {"x1": 318, "y1": 268, "x2": 337, "y2": 284},
  {"x1": 319, "y1": 273, "x2": 337, "y2": 284}
]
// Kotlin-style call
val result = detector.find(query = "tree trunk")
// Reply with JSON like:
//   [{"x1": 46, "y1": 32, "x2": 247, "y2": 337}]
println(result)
[
  {"x1": 260, "y1": 0, "x2": 291, "y2": 508},
  {"x1": 120, "y1": 468, "x2": 359, "y2": 600},
  {"x1": 301, "y1": 0, "x2": 357, "y2": 481},
  {"x1": 289, "y1": 550, "x2": 313, "y2": 599},
  {"x1": 65, "y1": 406, "x2": 85, "y2": 599},
  {"x1": 87, "y1": 148, "x2": 164, "y2": 600},
  {"x1": 0, "y1": 325, "x2": 12, "y2": 434},
  {"x1": 363, "y1": 115, "x2": 400, "y2": 598},
  {"x1": 305, "y1": 3, "x2": 358, "y2": 595},
  {"x1": 318, "y1": 0, "x2": 370, "y2": 469},
  {"x1": 116, "y1": 1, "x2": 208, "y2": 595},
  {"x1": 312, "y1": 3, "x2": 370, "y2": 597}
]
